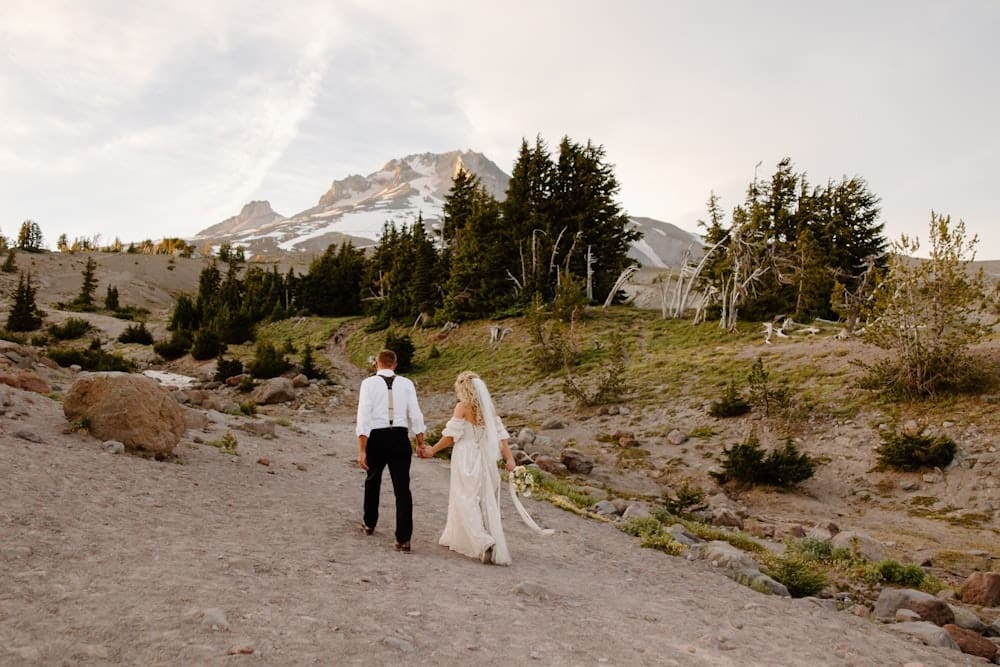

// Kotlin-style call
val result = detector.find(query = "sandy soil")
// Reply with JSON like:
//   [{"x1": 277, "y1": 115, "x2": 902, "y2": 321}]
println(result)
[{"x1": 0, "y1": 343, "x2": 987, "y2": 666}]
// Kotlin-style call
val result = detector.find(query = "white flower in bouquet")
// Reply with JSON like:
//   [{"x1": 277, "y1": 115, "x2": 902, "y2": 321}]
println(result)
[{"x1": 509, "y1": 465, "x2": 538, "y2": 497}]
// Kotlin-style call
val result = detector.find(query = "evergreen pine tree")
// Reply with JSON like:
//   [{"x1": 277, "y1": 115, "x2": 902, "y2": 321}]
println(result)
[
  {"x1": 1, "y1": 249, "x2": 17, "y2": 274},
  {"x1": 6, "y1": 272, "x2": 42, "y2": 331},
  {"x1": 73, "y1": 256, "x2": 99, "y2": 310},
  {"x1": 104, "y1": 285, "x2": 120, "y2": 311}
]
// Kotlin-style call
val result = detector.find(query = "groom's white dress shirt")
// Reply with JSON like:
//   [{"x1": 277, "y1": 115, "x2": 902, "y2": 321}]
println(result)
[{"x1": 355, "y1": 369, "x2": 425, "y2": 438}]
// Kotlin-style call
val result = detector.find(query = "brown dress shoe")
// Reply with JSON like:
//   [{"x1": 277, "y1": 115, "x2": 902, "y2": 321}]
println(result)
[
  {"x1": 361, "y1": 523, "x2": 374, "y2": 536},
  {"x1": 394, "y1": 541, "x2": 411, "y2": 552}
]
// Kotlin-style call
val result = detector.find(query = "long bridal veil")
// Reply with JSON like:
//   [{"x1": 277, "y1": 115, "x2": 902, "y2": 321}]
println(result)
[{"x1": 472, "y1": 378, "x2": 554, "y2": 537}]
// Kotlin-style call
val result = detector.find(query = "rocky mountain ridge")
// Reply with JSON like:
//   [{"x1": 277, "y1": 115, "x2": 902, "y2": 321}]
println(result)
[{"x1": 194, "y1": 149, "x2": 703, "y2": 267}]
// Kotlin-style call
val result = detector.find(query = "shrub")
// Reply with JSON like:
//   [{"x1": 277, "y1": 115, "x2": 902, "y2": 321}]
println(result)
[
  {"x1": 709, "y1": 381, "x2": 751, "y2": 418},
  {"x1": 154, "y1": 331, "x2": 191, "y2": 360},
  {"x1": 660, "y1": 483, "x2": 707, "y2": 517},
  {"x1": 563, "y1": 338, "x2": 629, "y2": 407},
  {"x1": 214, "y1": 355, "x2": 244, "y2": 382},
  {"x1": 118, "y1": 322, "x2": 154, "y2": 345},
  {"x1": 205, "y1": 432, "x2": 238, "y2": 455},
  {"x1": 248, "y1": 341, "x2": 291, "y2": 379},
  {"x1": 190, "y1": 329, "x2": 224, "y2": 361},
  {"x1": 763, "y1": 555, "x2": 828, "y2": 598},
  {"x1": 48, "y1": 317, "x2": 93, "y2": 340},
  {"x1": 711, "y1": 434, "x2": 816, "y2": 487},
  {"x1": 875, "y1": 426, "x2": 956, "y2": 471},
  {"x1": 46, "y1": 347, "x2": 134, "y2": 372},
  {"x1": 238, "y1": 401, "x2": 257, "y2": 417},
  {"x1": 748, "y1": 356, "x2": 788, "y2": 417},
  {"x1": 618, "y1": 516, "x2": 663, "y2": 538},
  {"x1": 786, "y1": 537, "x2": 835, "y2": 562},
  {"x1": 300, "y1": 345, "x2": 326, "y2": 380},
  {"x1": 863, "y1": 559, "x2": 926, "y2": 587},
  {"x1": 639, "y1": 533, "x2": 684, "y2": 555}
]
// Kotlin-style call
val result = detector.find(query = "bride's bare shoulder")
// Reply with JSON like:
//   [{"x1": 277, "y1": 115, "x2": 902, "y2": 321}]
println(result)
[{"x1": 452, "y1": 401, "x2": 469, "y2": 419}]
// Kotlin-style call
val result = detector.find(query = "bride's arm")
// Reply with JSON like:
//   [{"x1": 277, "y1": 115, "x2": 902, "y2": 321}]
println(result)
[
  {"x1": 425, "y1": 403, "x2": 465, "y2": 457},
  {"x1": 499, "y1": 438, "x2": 516, "y2": 472}
]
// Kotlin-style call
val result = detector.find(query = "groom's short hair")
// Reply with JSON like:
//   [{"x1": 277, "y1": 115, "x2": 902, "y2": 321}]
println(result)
[{"x1": 376, "y1": 349, "x2": 397, "y2": 367}]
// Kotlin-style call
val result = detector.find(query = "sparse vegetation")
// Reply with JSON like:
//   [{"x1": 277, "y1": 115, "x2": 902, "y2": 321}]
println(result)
[
  {"x1": 46, "y1": 347, "x2": 134, "y2": 372},
  {"x1": 118, "y1": 322, "x2": 154, "y2": 345},
  {"x1": 711, "y1": 434, "x2": 816, "y2": 487},
  {"x1": 48, "y1": 317, "x2": 94, "y2": 340},
  {"x1": 708, "y1": 381, "x2": 751, "y2": 418},
  {"x1": 875, "y1": 425, "x2": 956, "y2": 471},
  {"x1": 205, "y1": 432, "x2": 239, "y2": 455}
]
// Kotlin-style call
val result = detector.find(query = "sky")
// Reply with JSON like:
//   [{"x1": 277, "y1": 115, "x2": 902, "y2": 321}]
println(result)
[{"x1": 1, "y1": 1, "x2": 998, "y2": 258}]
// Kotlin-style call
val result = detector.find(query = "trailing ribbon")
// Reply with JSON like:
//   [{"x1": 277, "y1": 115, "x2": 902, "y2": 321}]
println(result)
[{"x1": 508, "y1": 479, "x2": 555, "y2": 536}]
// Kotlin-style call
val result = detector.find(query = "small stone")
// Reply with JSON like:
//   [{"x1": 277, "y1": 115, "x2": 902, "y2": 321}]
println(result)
[
  {"x1": 102, "y1": 440, "x2": 125, "y2": 454},
  {"x1": 381, "y1": 636, "x2": 415, "y2": 653},
  {"x1": 200, "y1": 608, "x2": 230, "y2": 631},
  {"x1": 226, "y1": 646, "x2": 254, "y2": 655},
  {"x1": 257, "y1": 457, "x2": 270, "y2": 466}
]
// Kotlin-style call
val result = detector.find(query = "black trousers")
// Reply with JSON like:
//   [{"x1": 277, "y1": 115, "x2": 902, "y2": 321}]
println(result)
[{"x1": 363, "y1": 427, "x2": 413, "y2": 542}]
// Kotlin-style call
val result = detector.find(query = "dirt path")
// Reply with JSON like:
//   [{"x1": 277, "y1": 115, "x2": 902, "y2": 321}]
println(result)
[{"x1": 0, "y1": 358, "x2": 985, "y2": 665}]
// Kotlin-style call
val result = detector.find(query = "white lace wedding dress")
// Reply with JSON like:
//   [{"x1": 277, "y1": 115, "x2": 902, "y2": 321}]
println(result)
[{"x1": 438, "y1": 415, "x2": 512, "y2": 565}]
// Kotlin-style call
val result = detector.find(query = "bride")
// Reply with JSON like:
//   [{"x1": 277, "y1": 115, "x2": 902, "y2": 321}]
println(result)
[{"x1": 420, "y1": 371, "x2": 517, "y2": 565}]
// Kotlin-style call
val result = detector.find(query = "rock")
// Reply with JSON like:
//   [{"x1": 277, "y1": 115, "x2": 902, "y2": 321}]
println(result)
[
  {"x1": 199, "y1": 608, "x2": 230, "y2": 631},
  {"x1": 14, "y1": 430, "x2": 44, "y2": 443},
  {"x1": 102, "y1": 440, "x2": 125, "y2": 455},
  {"x1": 0, "y1": 371, "x2": 49, "y2": 394},
  {"x1": 943, "y1": 624, "x2": 997, "y2": 661},
  {"x1": 292, "y1": 373, "x2": 309, "y2": 388},
  {"x1": 895, "y1": 608, "x2": 922, "y2": 622},
  {"x1": 560, "y1": 448, "x2": 594, "y2": 474},
  {"x1": 959, "y1": 572, "x2": 1000, "y2": 607},
  {"x1": 226, "y1": 646, "x2": 255, "y2": 655},
  {"x1": 831, "y1": 530, "x2": 888, "y2": 562},
  {"x1": 381, "y1": 636, "x2": 415, "y2": 653},
  {"x1": 225, "y1": 374, "x2": 248, "y2": 387},
  {"x1": 666, "y1": 429, "x2": 688, "y2": 446},
  {"x1": 591, "y1": 500, "x2": 619, "y2": 517},
  {"x1": 922, "y1": 469, "x2": 944, "y2": 484},
  {"x1": 710, "y1": 508, "x2": 744, "y2": 530},
  {"x1": 239, "y1": 420, "x2": 276, "y2": 438},
  {"x1": 700, "y1": 541, "x2": 756, "y2": 571},
  {"x1": 666, "y1": 524, "x2": 701, "y2": 547},
  {"x1": 874, "y1": 588, "x2": 955, "y2": 626},
  {"x1": 533, "y1": 435, "x2": 554, "y2": 448},
  {"x1": 729, "y1": 567, "x2": 789, "y2": 597},
  {"x1": 518, "y1": 428, "x2": 537, "y2": 445},
  {"x1": 251, "y1": 377, "x2": 296, "y2": 405},
  {"x1": 885, "y1": 622, "x2": 959, "y2": 650},
  {"x1": 949, "y1": 604, "x2": 989, "y2": 633},
  {"x1": 541, "y1": 418, "x2": 565, "y2": 430},
  {"x1": 621, "y1": 503, "x2": 650, "y2": 520},
  {"x1": 513, "y1": 581, "x2": 558, "y2": 601},
  {"x1": 615, "y1": 431, "x2": 637, "y2": 448},
  {"x1": 257, "y1": 457, "x2": 270, "y2": 466},
  {"x1": 184, "y1": 409, "x2": 210, "y2": 431},
  {"x1": 64, "y1": 372, "x2": 186, "y2": 455},
  {"x1": 900, "y1": 479, "x2": 921, "y2": 491},
  {"x1": 532, "y1": 455, "x2": 563, "y2": 474},
  {"x1": 900, "y1": 420, "x2": 922, "y2": 438}
]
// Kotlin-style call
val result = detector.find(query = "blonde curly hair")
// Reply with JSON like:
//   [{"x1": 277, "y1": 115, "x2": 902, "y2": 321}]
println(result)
[{"x1": 454, "y1": 371, "x2": 484, "y2": 425}]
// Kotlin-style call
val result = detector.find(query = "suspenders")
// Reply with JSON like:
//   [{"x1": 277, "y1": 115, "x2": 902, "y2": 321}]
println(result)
[{"x1": 381, "y1": 375, "x2": 396, "y2": 426}]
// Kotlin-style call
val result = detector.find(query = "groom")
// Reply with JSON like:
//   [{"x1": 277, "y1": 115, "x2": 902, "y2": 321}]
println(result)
[{"x1": 356, "y1": 349, "x2": 425, "y2": 552}]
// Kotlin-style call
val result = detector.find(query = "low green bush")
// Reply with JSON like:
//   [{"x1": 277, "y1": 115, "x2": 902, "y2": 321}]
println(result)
[
  {"x1": 711, "y1": 435, "x2": 816, "y2": 487},
  {"x1": 708, "y1": 381, "x2": 751, "y2": 418},
  {"x1": 118, "y1": 322, "x2": 153, "y2": 345},
  {"x1": 248, "y1": 341, "x2": 291, "y2": 379},
  {"x1": 46, "y1": 347, "x2": 134, "y2": 372},
  {"x1": 48, "y1": 317, "x2": 93, "y2": 340},
  {"x1": 875, "y1": 426, "x2": 956, "y2": 471},
  {"x1": 763, "y1": 554, "x2": 828, "y2": 598}
]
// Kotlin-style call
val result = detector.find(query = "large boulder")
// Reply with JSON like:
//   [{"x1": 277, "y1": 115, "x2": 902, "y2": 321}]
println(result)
[
  {"x1": 831, "y1": 530, "x2": 888, "y2": 563},
  {"x1": 960, "y1": 572, "x2": 1000, "y2": 607},
  {"x1": 64, "y1": 372, "x2": 186, "y2": 455},
  {"x1": 943, "y1": 624, "x2": 997, "y2": 661},
  {"x1": 874, "y1": 588, "x2": 955, "y2": 627},
  {"x1": 252, "y1": 377, "x2": 296, "y2": 405}
]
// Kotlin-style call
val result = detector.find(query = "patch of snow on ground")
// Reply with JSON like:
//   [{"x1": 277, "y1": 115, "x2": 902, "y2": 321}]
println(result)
[{"x1": 143, "y1": 370, "x2": 198, "y2": 388}]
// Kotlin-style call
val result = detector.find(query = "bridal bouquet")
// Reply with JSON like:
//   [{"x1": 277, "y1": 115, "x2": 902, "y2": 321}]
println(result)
[{"x1": 509, "y1": 465, "x2": 539, "y2": 497}]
